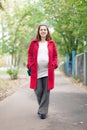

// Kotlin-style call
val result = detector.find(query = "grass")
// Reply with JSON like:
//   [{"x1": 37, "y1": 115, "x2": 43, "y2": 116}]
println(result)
[
  {"x1": 0, "y1": 78, "x2": 28, "y2": 101},
  {"x1": 0, "y1": 70, "x2": 7, "y2": 75},
  {"x1": 72, "y1": 75, "x2": 83, "y2": 83},
  {"x1": 0, "y1": 68, "x2": 27, "y2": 75},
  {"x1": 19, "y1": 68, "x2": 27, "y2": 75},
  {"x1": 0, "y1": 68, "x2": 28, "y2": 100}
]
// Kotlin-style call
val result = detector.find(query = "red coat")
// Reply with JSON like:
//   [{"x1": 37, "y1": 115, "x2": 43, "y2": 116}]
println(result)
[{"x1": 27, "y1": 39, "x2": 58, "y2": 90}]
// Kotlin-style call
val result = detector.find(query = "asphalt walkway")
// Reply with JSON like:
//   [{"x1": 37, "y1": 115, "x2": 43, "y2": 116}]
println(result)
[{"x1": 0, "y1": 71, "x2": 87, "y2": 130}]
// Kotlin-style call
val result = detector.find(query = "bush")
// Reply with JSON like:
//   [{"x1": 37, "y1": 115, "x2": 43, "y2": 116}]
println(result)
[
  {"x1": 7, "y1": 68, "x2": 19, "y2": 79},
  {"x1": 72, "y1": 76, "x2": 83, "y2": 83}
]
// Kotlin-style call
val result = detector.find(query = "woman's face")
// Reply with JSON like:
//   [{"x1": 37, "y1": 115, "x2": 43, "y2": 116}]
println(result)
[{"x1": 39, "y1": 26, "x2": 48, "y2": 39}]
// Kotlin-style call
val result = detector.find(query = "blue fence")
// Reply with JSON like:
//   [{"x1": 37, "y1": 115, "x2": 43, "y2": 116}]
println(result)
[{"x1": 65, "y1": 51, "x2": 75, "y2": 75}]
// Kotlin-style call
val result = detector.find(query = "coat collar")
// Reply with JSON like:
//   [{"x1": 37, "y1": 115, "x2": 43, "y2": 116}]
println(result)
[{"x1": 31, "y1": 39, "x2": 54, "y2": 46}]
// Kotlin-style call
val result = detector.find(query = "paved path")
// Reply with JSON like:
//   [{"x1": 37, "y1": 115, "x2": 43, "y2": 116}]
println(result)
[{"x1": 0, "y1": 71, "x2": 87, "y2": 130}]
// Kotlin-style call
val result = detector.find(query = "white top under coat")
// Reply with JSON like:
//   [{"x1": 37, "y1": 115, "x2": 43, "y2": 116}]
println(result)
[{"x1": 37, "y1": 41, "x2": 48, "y2": 79}]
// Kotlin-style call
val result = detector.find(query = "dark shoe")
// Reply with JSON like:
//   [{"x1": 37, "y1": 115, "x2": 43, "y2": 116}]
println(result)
[{"x1": 39, "y1": 114, "x2": 46, "y2": 119}]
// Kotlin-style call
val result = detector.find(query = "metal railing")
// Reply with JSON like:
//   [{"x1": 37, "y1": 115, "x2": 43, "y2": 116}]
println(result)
[{"x1": 74, "y1": 51, "x2": 87, "y2": 85}]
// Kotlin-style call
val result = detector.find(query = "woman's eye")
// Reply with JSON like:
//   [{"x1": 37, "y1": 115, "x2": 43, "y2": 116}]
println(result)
[{"x1": 40, "y1": 29, "x2": 47, "y2": 31}]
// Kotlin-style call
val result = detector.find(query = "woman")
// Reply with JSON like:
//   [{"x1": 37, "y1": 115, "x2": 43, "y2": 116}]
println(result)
[{"x1": 27, "y1": 24, "x2": 58, "y2": 119}]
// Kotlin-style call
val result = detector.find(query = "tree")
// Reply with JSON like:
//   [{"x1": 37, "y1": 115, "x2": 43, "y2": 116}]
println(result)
[
  {"x1": 42, "y1": 0, "x2": 87, "y2": 58},
  {"x1": 0, "y1": 0, "x2": 45, "y2": 67}
]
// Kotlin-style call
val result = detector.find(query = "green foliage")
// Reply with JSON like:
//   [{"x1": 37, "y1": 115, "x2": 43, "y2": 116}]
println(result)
[
  {"x1": 0, "y1": 0, "x2": 45, "y2": 67},
  {"x1": 0, "y1": 55, "x2": 2, "y2": 67},
  {"x1": 0, "y1": 2, "x2": 4, "y2": 10},
  {"x1": 7, "y1": 68, "x2": 19, "y2": 80},
  {"x1": 0, "y1": 0, "x2": 87, "y2": 67},
  {"x1": 42, "y1": 0, "x2": 87, "y2": 57},
  {"x1": 72, "y1": 75, "x2": 83, "y2": 83}
]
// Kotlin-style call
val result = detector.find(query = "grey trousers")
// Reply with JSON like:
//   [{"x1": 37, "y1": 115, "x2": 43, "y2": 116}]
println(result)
[{"x1": 34, "y1": 76, "x2": 50, "y2": 115}]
